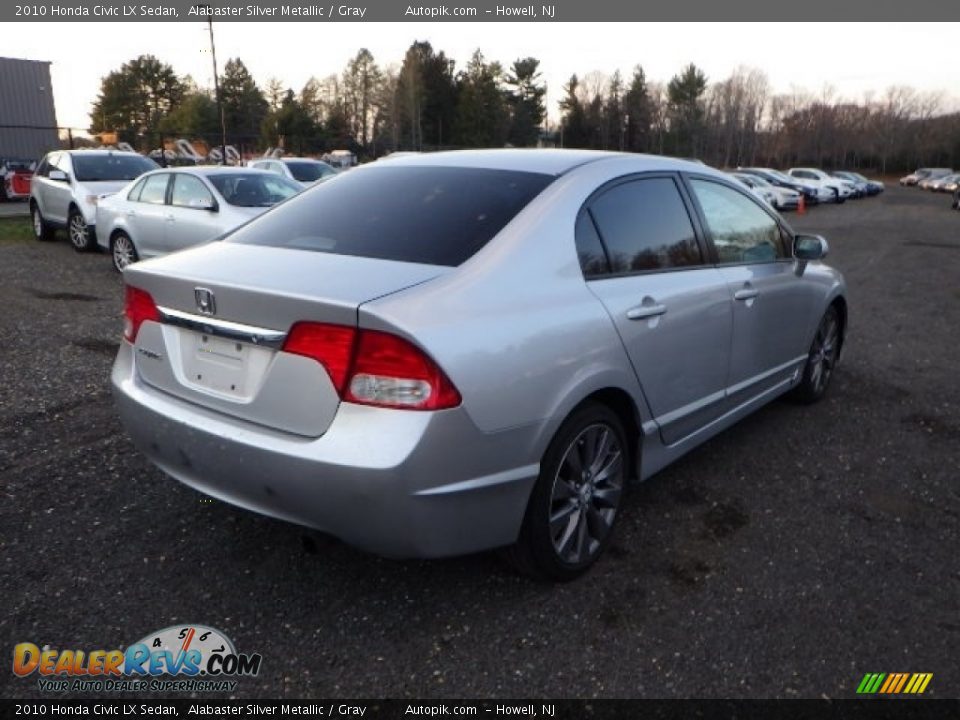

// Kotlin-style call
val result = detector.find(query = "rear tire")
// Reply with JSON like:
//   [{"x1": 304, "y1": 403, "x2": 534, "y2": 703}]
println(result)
[
  {"x1": 31, "y1": 203, "x2": 53, "y2": 241},
  {"x1": 111, "y1": 231, "x2": 138, "y2": 273},
  {"x1": 791, "y1": 305, "x2": 841, "y2": 404},
  {"x1": 505, "y1": 403, "x2": 627, "y2": 581},
  {"x1": 68, "y1": 207, "x2": 95, "y2": 252}
]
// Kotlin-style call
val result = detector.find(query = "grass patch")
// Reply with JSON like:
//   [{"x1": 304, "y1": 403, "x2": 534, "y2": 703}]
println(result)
[{"x1": 0, "y1": 216, "x2": 36, "y2": 244}]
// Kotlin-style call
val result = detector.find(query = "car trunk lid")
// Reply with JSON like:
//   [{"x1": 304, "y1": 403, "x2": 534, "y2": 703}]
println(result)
[{"x1": 123, "y1": 242, "x2": 449, "y2": 436}]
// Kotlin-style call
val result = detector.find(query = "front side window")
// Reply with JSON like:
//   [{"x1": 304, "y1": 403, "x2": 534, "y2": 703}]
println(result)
[
  {"x1": 226, "y1": 166, "x2": 554, "y2": 266},
  {"x1": 587, "y1": 177, "x2": 702, "y2": 274},
  {"x1": 137, "y1": 174, "x2": 170, "y2": 205},
  {"x1": 171, "y1": 174, "x2": 215, "y2": 208},
  {"x1": 690, "y1": 179, "x2": 786, "y2": 264}
]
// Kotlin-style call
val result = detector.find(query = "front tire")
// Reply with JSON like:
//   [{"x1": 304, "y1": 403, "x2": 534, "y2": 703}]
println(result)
[
  {"x1": 68, "y1": 207, "x2": 95, "y2": 251},
  {"x1": 506, "y1": 403, "x2": 627, "y2": 581},
  {"x1": 31, "y1": 203, "x2": 54, "y2": 241},
  {"x1": 110, "y1": 231, "x2": 138, "y2": 272},
  {"x1": 791, "y1": 305, "x2": 841, "y2": 404}
]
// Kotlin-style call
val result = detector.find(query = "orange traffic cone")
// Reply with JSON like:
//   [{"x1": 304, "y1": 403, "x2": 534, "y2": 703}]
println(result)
[{"x1": 797, "y1": 194, "x2": 806, "y2": 215}]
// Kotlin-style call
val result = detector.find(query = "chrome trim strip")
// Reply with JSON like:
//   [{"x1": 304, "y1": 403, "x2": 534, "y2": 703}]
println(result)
[{"x1": 156, "y1": 306, "x2": 287, "y2": 349}]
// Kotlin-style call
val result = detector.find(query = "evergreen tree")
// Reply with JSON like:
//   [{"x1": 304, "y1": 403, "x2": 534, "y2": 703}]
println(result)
[{"x1": 505, "y1": 57, "x2": 547, "y2": 147}]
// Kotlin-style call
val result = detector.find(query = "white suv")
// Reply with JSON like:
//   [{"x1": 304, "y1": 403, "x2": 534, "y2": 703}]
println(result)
[
  {"x1": 788, "y1": 168, "x2": 854, "y2": 204},
  {"x1": 30, "y1": 149, "x2": 158, "y2": 251}
]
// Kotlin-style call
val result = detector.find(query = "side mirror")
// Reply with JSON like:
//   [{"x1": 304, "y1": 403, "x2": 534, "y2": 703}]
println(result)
[
  {"x1": 794, "y1": 234, "x2": 829, "y2": 261},
  {"x1": 48, "y1": 169, "x2": 68, "y2": 182},
  {"x1": 187, "y1": 197, "x2": 218, "y2": 212}
]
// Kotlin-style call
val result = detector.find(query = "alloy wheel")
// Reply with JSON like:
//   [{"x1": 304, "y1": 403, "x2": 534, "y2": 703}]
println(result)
[
  {"x1": 69, "y1": 213, "x2": 88, "y2": 249},
  {"x1": 809, "y1": 311, "x2": 839, "y2": 395},
  {"x1": 549, "y1": 423, "x2": 623, "y2": 564}
]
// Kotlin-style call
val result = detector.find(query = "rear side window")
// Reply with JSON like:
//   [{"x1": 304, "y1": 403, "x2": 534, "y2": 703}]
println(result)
[
  {"x1": 226, "y1": 166, "x2": 554, "y2": 266},
  {"x1": 138, "y1": 174, "x2": 170, "y2": 205},
  {"x1": 575, "y1": 212, "x2": 610, "y2": 278},
  {"x1": 588, "y1": 177, "x2": 702, "y2": 274},
  {"x1": 127, "y1": 177, "x2": 147, "y2": 201}
]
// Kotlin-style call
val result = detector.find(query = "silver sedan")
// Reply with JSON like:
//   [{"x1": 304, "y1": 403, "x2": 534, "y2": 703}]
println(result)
[
  {"x1": 112, "y1": 150, "x2": 847, "y2": 580},
  {"x1": 96, "y1": 166, "x2": 301, "y2": 272}
]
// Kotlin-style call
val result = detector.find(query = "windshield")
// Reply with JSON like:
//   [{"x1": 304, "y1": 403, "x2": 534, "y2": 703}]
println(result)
[
  {"x1": 72, "y1": 154, "x2": 158, "y2": 182},
  {"x1": 286, "y1": 161, "x2": 337, "y2": 183},
  {"x1": 208, "y1": 173, "x2": 301, "y2": 207},
  {"x1": 226, "y1": 165, "x2": 554, "y2": 266}
]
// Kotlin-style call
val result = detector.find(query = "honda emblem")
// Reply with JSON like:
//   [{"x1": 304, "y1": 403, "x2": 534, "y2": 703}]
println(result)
[{"x1": 194, "y1": 287, "x2": 216, "y2": 316}]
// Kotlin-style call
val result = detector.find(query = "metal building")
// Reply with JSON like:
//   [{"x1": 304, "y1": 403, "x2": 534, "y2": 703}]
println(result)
[{"x1": 0, "y1": 56, "x2": 59, "y2": 161}]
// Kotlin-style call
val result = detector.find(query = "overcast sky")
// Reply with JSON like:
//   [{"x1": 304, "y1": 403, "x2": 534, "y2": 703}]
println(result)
[{"x1": 6, "y1": 22, "x2": 960, "y2": 132}]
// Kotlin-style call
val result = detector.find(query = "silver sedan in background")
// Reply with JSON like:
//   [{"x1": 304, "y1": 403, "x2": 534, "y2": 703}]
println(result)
[
  {"x1": 113, "y1": 150, "x2": 847, "y2": 580},
  {"x1": 96, "y1": 166, "x2": 301, "y2": 272},
  {"x1": 247, "y1": 157, "x2": 339, "y2": 188}
]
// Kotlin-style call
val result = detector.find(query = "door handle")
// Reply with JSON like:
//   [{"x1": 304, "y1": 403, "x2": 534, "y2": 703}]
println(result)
[
  {"x1": 165, "y1": 214, "x2": 175, "y2": 222},
  {"x1": 627, "y1": 302, "x2": 667, "y2": 320},
  {"x1": 734, "y1": 288, "x2": 759, "y2": 301},
  {"x1": 126, "y1": 210, "x2": 136, "y2": 217}
]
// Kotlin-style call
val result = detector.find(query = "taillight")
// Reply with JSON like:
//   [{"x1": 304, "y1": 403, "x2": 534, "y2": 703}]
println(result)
[
  {"x1": 282, "y1": 323, "x2": 357, "y2": 393},
  {"x1": 281, "y1": 322, "x2": 461, "y2": 411},
  {"x1": 123, "y1": 285, "x2": 159, "y2": 343},
  {"x1": 345, "y1": 329, "x2": 461, "y2": 410}
]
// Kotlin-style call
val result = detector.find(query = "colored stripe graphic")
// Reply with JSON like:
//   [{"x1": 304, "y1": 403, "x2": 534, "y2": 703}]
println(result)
[{"x1": 856, "y1": 672, "x2": 932, "y2": 694}]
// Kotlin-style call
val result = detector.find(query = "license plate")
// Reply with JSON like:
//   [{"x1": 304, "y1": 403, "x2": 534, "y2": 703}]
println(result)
[{"x1": 189, "y1": 333, "x2": 249, "y2": 396}]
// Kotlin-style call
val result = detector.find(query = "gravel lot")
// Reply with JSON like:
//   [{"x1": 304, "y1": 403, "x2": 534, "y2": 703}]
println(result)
[{"x1": 1, "y1": 186, "x2": 958, "y2": 700}]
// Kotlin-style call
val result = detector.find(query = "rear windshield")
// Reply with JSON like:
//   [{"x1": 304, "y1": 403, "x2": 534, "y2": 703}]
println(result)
[
  {"x1": 286, "y1": 160, "x2": 337, "y2": 182},
  {"x1": 226, "y1": 166, "x2": 554, "y2": 266},
  {"x1": 73, "y1": 154, "x2": 158, "y2": 182}
]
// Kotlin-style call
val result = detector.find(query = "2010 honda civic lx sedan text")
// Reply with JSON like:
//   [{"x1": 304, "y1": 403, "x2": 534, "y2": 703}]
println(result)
[{"x1": 113, "y1": 150, "x2": 847, "y2": 580}]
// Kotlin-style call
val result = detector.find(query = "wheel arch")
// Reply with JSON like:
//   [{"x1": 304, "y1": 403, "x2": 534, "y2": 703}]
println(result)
[{"x1": 538, "y1": 385, "x2": 645, "y2": 484}]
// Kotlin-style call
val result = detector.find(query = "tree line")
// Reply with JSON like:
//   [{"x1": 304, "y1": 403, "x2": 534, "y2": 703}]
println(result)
[{"x1": 89, "y1": 46, "x2": 960, "y2": 172}]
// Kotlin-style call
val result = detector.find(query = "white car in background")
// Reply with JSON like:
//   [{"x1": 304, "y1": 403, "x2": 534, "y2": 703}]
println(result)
[
  {"x1": 728, "y1": 172, "x2": 778, "y2": 207},
  {"x1": 30, "y1": 149, "x2": 159, "y2": 251},
  {"x1": 247, "y1": 157, "x2": 339, "y2": 188},
  {"x1": 96, "y1": 166, "x2": 301, "y2": 272},
  {"x1": 788, "y1": 168, "x2": 854, "y2": 203},
  {"x1": 732, "y1": 172, "x2": 800, "y2": 210}
]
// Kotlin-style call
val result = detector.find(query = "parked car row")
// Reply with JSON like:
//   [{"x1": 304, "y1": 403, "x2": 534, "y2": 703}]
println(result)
[
  {"x1": 899, "y1": 167, "x2": 953, "y2": 186},
  {"x1": 730, "y1": 166, "x2": 884, "y2": 210},
  {"x1": 29, "y1": 149, "x2": 305, "y2": 271},
  {"x1": 899, "y1": 167, "x2": 960, "y2": 212}
]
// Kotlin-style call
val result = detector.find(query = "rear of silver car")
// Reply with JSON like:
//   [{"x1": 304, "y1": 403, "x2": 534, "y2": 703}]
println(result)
[{"x1": 112, "y1": 166, "x2": 559, "y2": 558}]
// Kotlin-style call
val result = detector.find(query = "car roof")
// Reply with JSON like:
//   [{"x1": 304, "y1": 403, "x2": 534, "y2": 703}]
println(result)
[
  {"x1": 372, "y1": 149, "x2": 708, "y2": 176},
  {"x1": 59, "y1": 149, "x2": 143, "y2": 157},
  {"x1": 276, "y1": 157, "x2": 327, "y2": 163},
  {"x1": 150, "y1": 166, "x2": 270, "y2": 175}
]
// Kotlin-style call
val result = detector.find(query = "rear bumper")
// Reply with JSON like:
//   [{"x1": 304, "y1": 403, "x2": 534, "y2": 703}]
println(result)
[{"x1": 111, "y1": 342, "x2": 540, "y2": 558}]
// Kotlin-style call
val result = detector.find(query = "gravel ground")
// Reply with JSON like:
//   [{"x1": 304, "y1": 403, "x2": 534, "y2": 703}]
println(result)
[{"x1": 1, "y1": 186, "x2": 958, "y2": 700}]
